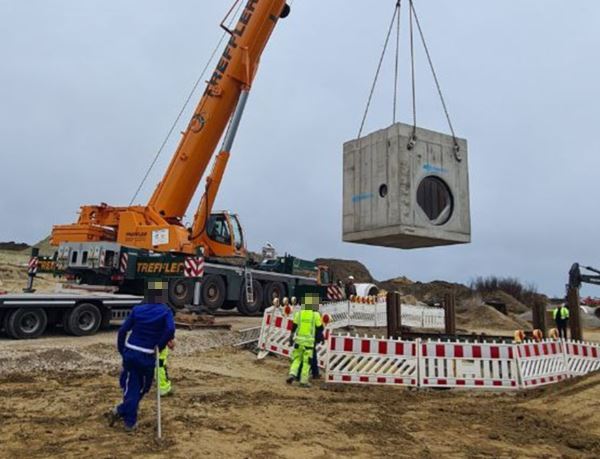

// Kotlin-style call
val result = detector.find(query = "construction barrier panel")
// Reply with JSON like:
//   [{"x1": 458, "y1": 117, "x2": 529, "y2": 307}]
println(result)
[
  {"x1": 325, "y1": 334, "x2": 418, "y2": 387},
  {"x1": 420, "y1": 340, "x2": 519, "y2": 389},
  {"x1": 563, "y1": 340, "x2": 600, "y2": 377},
  {"x1": 515, "y1": 340, "x2": 569, "y2": 388},
  {"x1": 320, "y1": 301, "x2": 445, "y2": 330},
  {"x1": 257, "y1": 306, "x2": 330, "y2": 368},
  {"x1": 258, "y1": 310, "x2": 599, "y2": 392}
]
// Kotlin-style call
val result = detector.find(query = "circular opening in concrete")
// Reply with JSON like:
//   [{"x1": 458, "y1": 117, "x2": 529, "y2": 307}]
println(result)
[
  {"x1": 379, "y1": 184, "x2": 388, "y2": 198},
  {"x1": 416, "y1": 176, "x2": 453, "y2": 225}
]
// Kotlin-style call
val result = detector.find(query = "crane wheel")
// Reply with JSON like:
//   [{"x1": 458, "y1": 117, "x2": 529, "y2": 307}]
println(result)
[
  {"x1": 201, "y1": 275, "x2": 226, "y2": 312},
  {"x1": 264, "y1": 282, "x2": 286, "y2": 309},
  {"x1": 237, "y1": 280, "x2": 264, "y2": 316},
  {"x1": 1, "y1": 311, "x2": 11, "y2": 337},
  {"x1": 6, "y1": 308, "x2": 48, "y2": 340},
  {"x1": 168, "y1": 279, "x2": 194, "y2": 309},
  {"x1": 64, "y1": 303, "x2": 102, "y2": 337}
]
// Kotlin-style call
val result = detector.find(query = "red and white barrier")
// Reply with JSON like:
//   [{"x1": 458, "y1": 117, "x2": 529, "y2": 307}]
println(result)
[
  {"x1": 420, "y1": 340, "x2": 519, "y2": 389},
  {"x1": 257, "y1": 306, "x2": 330, "y2": 368},
  {"x1": 515, "y1": 341, "x2": 569, "y2": 388},
  {"x1": 326, "y1": 334, "x2": 418, "y2": 386},
  {"x1": 563, "y1": 340, "x2": 600, "y2": 377},
  {"x1": 257, "y1": 309, "x2": 599, "y2": 392}
]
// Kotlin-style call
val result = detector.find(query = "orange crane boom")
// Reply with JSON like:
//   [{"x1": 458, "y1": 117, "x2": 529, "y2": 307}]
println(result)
[{"x1": 52, "y1": 0, "x2": 289, "y2": 255}]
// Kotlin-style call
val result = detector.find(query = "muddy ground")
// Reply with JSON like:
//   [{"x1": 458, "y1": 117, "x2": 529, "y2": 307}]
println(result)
[{"x1": 1, "y1": 328, "x2": 599, "y2": 459}]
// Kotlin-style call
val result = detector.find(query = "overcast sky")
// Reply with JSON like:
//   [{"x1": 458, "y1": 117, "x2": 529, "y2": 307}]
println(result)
[{"x1": 1, "y1": 0, "x2": 599, "y2": 297}]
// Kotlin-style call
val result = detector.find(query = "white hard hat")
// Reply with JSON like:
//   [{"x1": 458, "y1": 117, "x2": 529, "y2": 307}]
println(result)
[{"x1": 348, "y1": 276, "x2": 355, "y2": 280}]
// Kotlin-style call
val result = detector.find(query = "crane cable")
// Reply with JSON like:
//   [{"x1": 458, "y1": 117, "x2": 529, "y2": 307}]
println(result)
[
  {"x1": 357, "y1": 0, "x2": 458, "y2": 153},
  {"x1": 358, "y1": 1, "x2": 401, "y2": 139},
  {"x1": 409, "y1": 0, "x2": 459, "y2": 152},
  {"x1": 129, "y1": 0, "x2": 245, "y2": 205}
]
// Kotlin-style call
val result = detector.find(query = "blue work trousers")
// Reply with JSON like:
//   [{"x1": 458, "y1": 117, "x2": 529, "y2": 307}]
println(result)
[{"x1": 117, "y1": 348, "x2": 155, "y2": 428}]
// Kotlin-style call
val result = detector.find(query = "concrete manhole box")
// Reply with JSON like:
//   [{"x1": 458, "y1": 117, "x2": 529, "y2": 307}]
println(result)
[{"x1": 343, "y1": 122, "x2": 471, "y2": 249}]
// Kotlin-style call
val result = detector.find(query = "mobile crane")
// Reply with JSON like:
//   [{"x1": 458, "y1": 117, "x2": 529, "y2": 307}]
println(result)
[
  {"x1": 52, "y1": 0, "x2": 290, "y2": 258},
  {"x1": 1, "y1": 1, "x2": 345, "y2": 339}
]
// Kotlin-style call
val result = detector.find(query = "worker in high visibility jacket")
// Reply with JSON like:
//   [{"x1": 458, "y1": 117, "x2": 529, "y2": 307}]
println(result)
[
  {"x1": 158, "y1": 343, "x2": 174, "y2": 396},
  {"x1": 553, "y1": 303, "x2": 570, "y2": 339},
  {"x1": 106, "y1": 281, "x2": 175, "y2": 432},
  {"x1": 286, "y1": 293, "x2": 323, "y2": 387}
]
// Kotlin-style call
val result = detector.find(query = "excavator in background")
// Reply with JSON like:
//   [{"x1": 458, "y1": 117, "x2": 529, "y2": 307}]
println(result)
[{"x1": 28, "y1": 0, "x2": 344, "y2": 314}]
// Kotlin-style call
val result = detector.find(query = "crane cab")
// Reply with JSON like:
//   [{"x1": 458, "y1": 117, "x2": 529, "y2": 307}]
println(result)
[{"x1": 203, "y1": 211, "x2": 247, "y2": 258}]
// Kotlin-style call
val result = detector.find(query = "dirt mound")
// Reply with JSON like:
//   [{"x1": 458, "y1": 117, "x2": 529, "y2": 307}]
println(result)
[
  {"x1": 457, "y1": 297, "x2": 525, "y2": 331},
  {"x1": 381, "y1": 279, "x2": 473, "y2": 304},
  {"x1": 0, "y1": 241, "x2": 30, "y2": 251},
  {"x1": 482, "y1": 290, "x2": 530, "y2": 314},
  {"x1": 384, "y1": 276, "x2": 414, "y2": 287},
  {"x1": 315, "y1": 258, "x2": 376, "y2": 283},
  {"x1": 18, "y1": 236, "x2": 54, "y2": 256},
  {"x1": 525, "y1": 372, "x2": 600, "y2": 436}
]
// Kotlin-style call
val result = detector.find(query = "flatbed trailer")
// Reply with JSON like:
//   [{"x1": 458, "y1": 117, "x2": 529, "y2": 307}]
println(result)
[{"x1": 0, "y1": 292, "x2": 142, "y2": 339}]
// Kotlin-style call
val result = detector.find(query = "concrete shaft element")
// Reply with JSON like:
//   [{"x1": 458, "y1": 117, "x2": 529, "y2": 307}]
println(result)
[{"x1": 343, "y1": 122, "x2": 471, "y2": 249}]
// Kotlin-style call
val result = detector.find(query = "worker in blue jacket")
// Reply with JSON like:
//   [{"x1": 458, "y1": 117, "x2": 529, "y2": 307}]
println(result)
[{"x1": 106, "y1": 280, "x2": 175, "y2": 432}]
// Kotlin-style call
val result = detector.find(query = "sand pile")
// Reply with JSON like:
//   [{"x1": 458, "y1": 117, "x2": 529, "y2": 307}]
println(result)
[
  {"x1": 482, "y1": 290, "x2": 530, "y2": 314},
  {"x1": 457, "y1": 297, "x2": 525, "y2": 331}
]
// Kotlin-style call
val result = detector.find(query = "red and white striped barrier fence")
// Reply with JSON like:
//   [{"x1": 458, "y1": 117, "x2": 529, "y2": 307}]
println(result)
[
  {"x1": 515, "y1": 340, "x2": 569, "y2": 388},
  {"x1": 563, "y1": 340, "x2": 600, "y2": 377},
  {"x1": 420, "y1": 340, "x2": 519, "y2": 389},
  {"x1": 257, "y1": 306, "x2": 331, "y2": 368},
  {"x1": 325, "y1": 334, "x2": 418, "y2": 387},
  {"x1": 319, "y1": 301, "x2": 445, "y2": 330}
]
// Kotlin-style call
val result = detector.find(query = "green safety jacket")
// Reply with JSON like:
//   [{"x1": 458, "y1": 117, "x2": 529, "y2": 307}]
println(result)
[
  {"x1": 292, "y1": 309, "x2": 323, "y2": 347},
  {"x1": 553, "y1": 306, "x2": 570, "y2": 320}
]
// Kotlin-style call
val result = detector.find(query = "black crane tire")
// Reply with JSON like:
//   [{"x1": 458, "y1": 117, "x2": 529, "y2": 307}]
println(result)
[
  {"x1": 2, "y1": 310, "x2": 13, "y2": 337},
  {"x1": 237, "y1": 280, "x2": 264, "y2": 316},
  {"x1": 66, "y1": 303, "x2": 102, "y2": 337},
  {"x1": 201, "y1": 275, "x2": 226, "y2": 312},
  {"x1": 264, "y1": 282, "x2": 286, "y2": 309},
  {"x1": 7, "y1": 308, "x2": 48, "y2": 340},
  {"x1": 168, "y1": 279, "x2": 194, "y2": 309}
]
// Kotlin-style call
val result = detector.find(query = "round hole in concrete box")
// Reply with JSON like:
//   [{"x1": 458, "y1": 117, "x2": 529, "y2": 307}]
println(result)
[
  {"x1": 379, "y1": 184, "x2": 388, "y2": 198},
  {"x1": 416, "y1": 176, "x2": 453, "y2": 225}
]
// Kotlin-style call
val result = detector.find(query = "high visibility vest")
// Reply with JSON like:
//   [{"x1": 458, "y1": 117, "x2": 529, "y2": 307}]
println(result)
[
  {"x1": 553, "y1": 307, "x2": 570, "y2": 320},
  {"x1": 159, "y1": 347, "x2": 169, "y2": 364},
  {"x1": 293, "y1": 310, "x2": 322, "y2": 347}
]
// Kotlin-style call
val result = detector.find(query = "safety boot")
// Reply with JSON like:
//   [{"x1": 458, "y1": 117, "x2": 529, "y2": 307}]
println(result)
[
  {"x1": 105, "y1": 408, "x2": 121, "y2": 427},
  {"x1": 286, "y1": 375, "x2": 295, "y2": 385}
]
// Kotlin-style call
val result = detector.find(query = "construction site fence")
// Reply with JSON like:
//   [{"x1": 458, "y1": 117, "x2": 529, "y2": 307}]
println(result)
[
  {"x1": 320, "y1": 300, "x2": 445, "y2": 330},
  {"x1": 256, "y1": 309, "x2": 600, "y2": 391}
]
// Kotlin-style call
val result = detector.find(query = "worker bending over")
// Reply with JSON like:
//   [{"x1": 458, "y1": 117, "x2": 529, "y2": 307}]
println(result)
[
  {"x1": 107, "y1": 281, "x2": 175, "y2": 432},
  {"x1": 553, "y1": 303, "x2": 570, "y2": 339},
  {"x1": 287, "y1": 293, "x2": 323, "y2": 387}
]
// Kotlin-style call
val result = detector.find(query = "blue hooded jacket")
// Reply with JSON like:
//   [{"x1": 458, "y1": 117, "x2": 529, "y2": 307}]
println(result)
[{"x1": 117, "y1": 303, "x2": 175, "y2": 355}]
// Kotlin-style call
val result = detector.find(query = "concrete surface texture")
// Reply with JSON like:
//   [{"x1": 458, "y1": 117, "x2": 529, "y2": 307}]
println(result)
[{"x1": 343, "y1": 122, "x2": 471, "y2": 249}]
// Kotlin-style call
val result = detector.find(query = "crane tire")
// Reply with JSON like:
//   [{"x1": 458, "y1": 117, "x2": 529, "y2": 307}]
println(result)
[
  {"x1": 7, "y1": 308, "x2": 48, "y2": 340},
  {"x1": 237, "y1": 280, "x2": 264, "y2": 316},
  {"x1": 168, "y1": 279, "x2": 194, "y2": 309},
  {"x1": 2, "y1": 310, "x2": 12, "y2": 337},
  {"x1": 65, "y1": 303, "x2": 102, "y2": 337},
  {"x1": 264, "y1": 282, "x2": 286, "y2": 309},
  {"x1": 201, "y1": 275, "x2": 226, "y2": 312}
]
